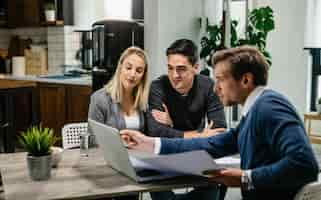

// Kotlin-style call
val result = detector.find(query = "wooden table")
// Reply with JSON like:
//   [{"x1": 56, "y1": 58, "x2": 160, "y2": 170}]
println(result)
[
  {"x1": 0, "y1": 149, "x2": 215, "y2": 200},
  {"x1": 304, "y1": 112, "x2": 321, "y2": 144}
]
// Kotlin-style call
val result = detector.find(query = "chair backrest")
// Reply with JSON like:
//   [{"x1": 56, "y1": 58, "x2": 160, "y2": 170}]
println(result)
[
  {"x1": 294, "y1": 178, "x2": 321, "y2": 200},
  {"x1": 62, "y1": 122, "x2": 88, "y2": 149}
]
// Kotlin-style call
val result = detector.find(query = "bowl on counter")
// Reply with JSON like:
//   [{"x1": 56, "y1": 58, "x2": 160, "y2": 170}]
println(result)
[{"x1": 51, "y1": 146, "x2": 64, "y2": 168}]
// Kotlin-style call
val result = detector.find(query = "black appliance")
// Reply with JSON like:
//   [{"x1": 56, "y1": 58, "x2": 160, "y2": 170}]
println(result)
[
  {"x1": 75, "y1": 30, "x2": 92, "y2": 70},
  {"x1": 91, "y1": 19, "x2": 144, "y2": 92}
]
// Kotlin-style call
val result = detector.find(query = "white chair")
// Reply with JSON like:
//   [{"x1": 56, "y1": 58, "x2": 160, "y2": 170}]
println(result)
[
  {"x1": 62, "y1": 122, "x2": 88, "y2": 149},
  {"x1": 294, "y1": 178, "x2": 321, "y2": 200}
]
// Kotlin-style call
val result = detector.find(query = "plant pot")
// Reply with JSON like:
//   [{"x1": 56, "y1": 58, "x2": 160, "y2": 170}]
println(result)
[
  {"x1": 27, "y1": 154, "x2": 52, "y2": 181},
  {"x1": 316, "y1": 104, "x2": 321, "y2": 114},
  {"x1": 45, "y1": 10, "x2": 56, "y2": 22}
]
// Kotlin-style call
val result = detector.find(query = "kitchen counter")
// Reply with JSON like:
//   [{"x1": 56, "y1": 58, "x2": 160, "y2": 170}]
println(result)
[
  {"x1": 0, "y1": 74, "x2": 92, "y2": 86},
  {"x1": 0, "y1": 79, "x2": 36, "y2": 89}
]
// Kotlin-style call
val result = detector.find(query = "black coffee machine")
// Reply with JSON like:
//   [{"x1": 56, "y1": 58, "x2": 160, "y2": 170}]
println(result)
[
  {"x1": 91, "y1": 19, "x2": 144, "y2": 92},
  {"x1": 75, "y1": 30, "x2": 92, "y2": 70}
]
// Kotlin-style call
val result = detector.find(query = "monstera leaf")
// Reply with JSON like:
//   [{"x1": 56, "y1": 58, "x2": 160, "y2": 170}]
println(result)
[
  {"x1": 200, "y1": 6, "x2": 275, "y2": 67},
  {"x1": 249, "y1": 6, "x2": 275, "y2": 34}
]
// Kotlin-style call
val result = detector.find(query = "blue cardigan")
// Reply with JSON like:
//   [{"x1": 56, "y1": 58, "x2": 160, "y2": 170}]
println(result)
[{"x1": 160, "y1": 89, "x2": 319, "y2": 200}]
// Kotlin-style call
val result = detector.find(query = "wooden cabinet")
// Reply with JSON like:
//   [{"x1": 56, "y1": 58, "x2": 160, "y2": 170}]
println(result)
[
  {"x1": 4, "y1": 0, "x2": 73, "y2": 28},
  {"x1": 38, "y1": 83, "x2": 66, "y2": 139},
  {"x1": 0, "y1": 79, "x2": 91, "y2": 151},
  {"x1": 8, "y1": 0, "x2": 42, "y2": 28},
  {"x1": 66, "y1": 85, "x2": 91, "y2": 123},
  {"x1": 38, "y1": 83, "x2": 91, "y2": 140},
  {"x1": 0, "y1": 0, "x2": 8, "y2": 27},
  {"x1": 0, "y1": 80, "x2": 38, "y2": 152}
]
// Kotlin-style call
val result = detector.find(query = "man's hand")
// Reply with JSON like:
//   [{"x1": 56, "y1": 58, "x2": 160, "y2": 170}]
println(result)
[
  {"x1": 184, "y1": 121, "x2": 226, "y2": 138},
  {"x1": 200, "y1": 121, "x2": 226, "y2": 138},
  {"x1": 204, "y1": 168, "x2": 243, "y2": 187},
  {"x1": 120, "y1": 130, "x2": 155, "y2": 153},
  {"x1": 151, "y1": 103, "x2": 173, "y2": 127}
]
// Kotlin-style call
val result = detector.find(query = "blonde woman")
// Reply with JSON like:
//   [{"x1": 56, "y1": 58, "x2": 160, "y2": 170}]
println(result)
[
  {"x1": 89, "y1": 46, "x2": 149, "y2": 134},
  {"x1": 88, "y1": 46, "x2": 149, "y2": 200}
]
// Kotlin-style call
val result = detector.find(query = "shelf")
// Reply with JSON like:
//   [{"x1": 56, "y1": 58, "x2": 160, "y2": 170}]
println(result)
[{"x1": 41, "y1": 20, "x2": 65, "y2": 27}]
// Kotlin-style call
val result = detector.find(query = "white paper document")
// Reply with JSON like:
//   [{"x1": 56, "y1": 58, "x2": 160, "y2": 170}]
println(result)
[
  {"x1": 130, "y1": 150, "x2": 226, "y2": 177},
  {"x1": 214, "y1": 156, "x2": 240, "y2": 168}
]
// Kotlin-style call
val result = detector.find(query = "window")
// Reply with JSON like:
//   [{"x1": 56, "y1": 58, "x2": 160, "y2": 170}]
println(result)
[{"x1": 105, "y1": 0, "x2": 132, "y2": 20}]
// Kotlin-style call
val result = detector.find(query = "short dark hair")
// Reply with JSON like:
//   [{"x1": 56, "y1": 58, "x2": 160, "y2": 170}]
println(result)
[
  {"x1": 212, "y1": 45, "x2": 269, "y2": 86},
  {"x1": 166, "y1": 39, "x2": 198, "y2": 65}
]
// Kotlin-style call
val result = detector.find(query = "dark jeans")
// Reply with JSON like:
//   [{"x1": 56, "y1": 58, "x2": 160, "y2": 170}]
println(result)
[{"x1": 150, "y1": 185, "x2": 227, "y2": 200}]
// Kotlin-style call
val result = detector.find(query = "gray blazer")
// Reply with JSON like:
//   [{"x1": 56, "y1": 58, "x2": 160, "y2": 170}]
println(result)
[{"x1": 88, "y1": 88, "x2": 146, "y2": 132}]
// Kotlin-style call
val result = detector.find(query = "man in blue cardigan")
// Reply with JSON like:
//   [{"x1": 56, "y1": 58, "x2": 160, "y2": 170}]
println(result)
[{"x1": 121, "y1": 46, "x2": 319, "y2": 200}]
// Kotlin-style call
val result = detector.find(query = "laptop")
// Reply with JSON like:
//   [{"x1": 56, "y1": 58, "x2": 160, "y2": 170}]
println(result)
[{"x1": 88, "y1": 118, "x2": 180, "y2": 183}]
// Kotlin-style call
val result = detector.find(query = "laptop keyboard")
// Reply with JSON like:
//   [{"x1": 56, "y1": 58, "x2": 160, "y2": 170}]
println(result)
[{"x1": 135, "y1": 169, "x2": 162, "y2": 177}]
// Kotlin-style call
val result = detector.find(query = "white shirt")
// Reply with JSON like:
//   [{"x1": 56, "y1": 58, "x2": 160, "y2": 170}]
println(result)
[
  {"x1": 239, "y1": 86, "x2": 267, "y2": 190},
  {"x1": 124, "y1": 114, "x2": 140, "y2": 130},
  {"x1": 241, "y1": 86, "x2": 267, "y2": 117}
]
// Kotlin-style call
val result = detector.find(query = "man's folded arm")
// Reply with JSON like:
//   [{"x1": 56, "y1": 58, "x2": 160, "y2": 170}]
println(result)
[{"x1": 147, "y1": 82, "x2": 184, "y2": 137}]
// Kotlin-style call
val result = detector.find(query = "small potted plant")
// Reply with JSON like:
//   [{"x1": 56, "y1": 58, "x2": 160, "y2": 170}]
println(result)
[
  {"x1": 44, "y1": 2, "x2": 56, "y2": 22},
  {"x1": 19, "y1": 124, "x2": 58, "y2": 181},
  {"x1": 316, "y1": 97, "x2": 321, "y2": 114}
]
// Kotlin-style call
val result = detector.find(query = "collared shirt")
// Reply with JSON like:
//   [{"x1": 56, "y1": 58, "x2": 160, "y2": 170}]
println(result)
[
  {"x1": 238, "y1": 86, "x2": 267, "y2": 191},
  {"x1": 242, "y1": 86, "x2": 267, "y2": 117}
]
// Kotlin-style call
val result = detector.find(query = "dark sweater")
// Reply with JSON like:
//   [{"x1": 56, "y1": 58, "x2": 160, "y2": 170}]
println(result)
[
  {"x1": 160, "y1": 89, "x2": 319, "y2": 200},
  {"x1": 147, "y1": 74, "x2": 226, "y2": 138}
]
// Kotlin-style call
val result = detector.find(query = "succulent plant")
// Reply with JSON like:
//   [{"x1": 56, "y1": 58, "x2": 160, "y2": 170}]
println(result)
[{"x1": 19, "y1": 124, "x2": 59, "y2": 157}]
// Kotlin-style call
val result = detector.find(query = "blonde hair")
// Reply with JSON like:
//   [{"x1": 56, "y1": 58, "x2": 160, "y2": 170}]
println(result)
[{"x1": 105, "y1": 46, "x2": 150, "y2": 111}]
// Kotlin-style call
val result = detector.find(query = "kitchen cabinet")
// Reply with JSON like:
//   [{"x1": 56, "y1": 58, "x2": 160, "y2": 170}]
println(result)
[
  {"x1": 66, "y1": 85, "x2": 91, "y2": 123},
  {"x1": 0, "y1": 79, "x2": 91, "y2": 151},
  {"x1": 38, "y1": 83, "x2": 66, "y2": 140},
  {"x1": 0, "y1": 0, "x2": 8, "y2": 27},
  {"x1": 0, "y1": 80, "x2": 38, "y2": 152},
  {"x1": 38, "y1": 83, "x2": 91, "y2": 141},
  {"x1": 8, "y1": 0, "x2": 42, "y2": 28},
  {"x1": 4, "y1": 0, "x2": 73, "y2": 28}
]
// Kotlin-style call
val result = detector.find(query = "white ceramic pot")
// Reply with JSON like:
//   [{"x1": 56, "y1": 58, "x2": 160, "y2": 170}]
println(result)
[
  {"x1": 45, "y1": 10, "x2": 56, "y2": 22},
  {"x1": 50, "y1": 146, "x2": 63, "y2": 168},
  {"x1": 12, "y1": 56, "x2": 26, "y2": 76}
]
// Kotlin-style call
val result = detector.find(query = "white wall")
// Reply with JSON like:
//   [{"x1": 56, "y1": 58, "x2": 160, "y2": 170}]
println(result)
[
  {"x1": 144, "y1": 0, "x2": 160, "y2": 79},
  {"x1": 145, "y1": 0, "x2": 204, "y2": 80},
  {"x1": 254, "y1": 0, "x2": 309, "y2": 115},
  {"x1": 204, "y1": 0, "x2": 223, "y2": 25},
  {"x1": 73, "y1": 0, "x2": 105, "y2": 30}
]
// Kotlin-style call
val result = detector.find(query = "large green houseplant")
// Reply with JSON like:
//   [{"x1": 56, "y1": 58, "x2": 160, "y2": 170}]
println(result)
[
  {"x1": 200, "y1": 6, "x2": 275, "y2": 66},
  {"x1": 19, "y1": 124, "x2": 58, "y2": 181}
]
